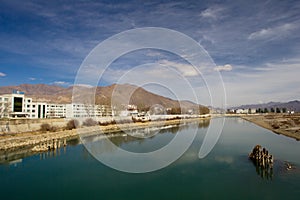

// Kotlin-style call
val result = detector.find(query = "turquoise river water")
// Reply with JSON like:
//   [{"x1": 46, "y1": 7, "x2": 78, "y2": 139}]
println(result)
[{"x1": 0, "y1": 117, "x2": 299, "y2": 199}]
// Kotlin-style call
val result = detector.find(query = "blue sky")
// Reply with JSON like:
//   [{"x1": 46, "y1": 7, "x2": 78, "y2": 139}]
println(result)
[{"x1": 0, "y1": 0, "x2": 299, "y2": 106}]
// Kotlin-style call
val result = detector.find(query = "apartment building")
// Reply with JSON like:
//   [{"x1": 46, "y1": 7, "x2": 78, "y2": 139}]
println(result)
[
  {"x1": 0, "y1": 91, "x2": 115, "y2": 119},
  {"x1": 46, "y1": 103, "x2": 66, "y2": 118}
]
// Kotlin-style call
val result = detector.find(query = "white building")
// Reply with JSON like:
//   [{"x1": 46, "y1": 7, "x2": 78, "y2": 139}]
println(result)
[
  {"x1": 249, "y1": 108, "x2": 256, "y2": 114},
  {"x1": 236, "y1": 109, "x2": 248, "y2": 114},
  {"x1": 46, "y1": 103, "x2": 66, "y2": 118},
  {"x1": 66, "y1": 104, "x2": 93, "y2": 118},
  {"x1": 0, "y1": 92, "x2": 48, "y2": 119},
  {"x1": 0, "y1": 91, "x2": 120, "y2": 119},
  {"x1": 65, "y1": 104, "x2": 115, "y2": 118}
]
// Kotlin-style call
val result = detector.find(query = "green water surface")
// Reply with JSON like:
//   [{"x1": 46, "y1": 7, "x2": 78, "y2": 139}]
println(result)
[{"x1": 0, "y1": 117, "x2": 299, "y2": 200}]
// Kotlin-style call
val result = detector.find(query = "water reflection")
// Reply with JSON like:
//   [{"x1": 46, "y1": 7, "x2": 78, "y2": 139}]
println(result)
[
  {"x1": 0, "y1": 119, "x2": 211, "y2": 166},
  {"x1": 1, "y1": 117, "x2": 300, "y2": 200},
  {"x1": 252, "y1": 160, "x2": 274, "y2": 180},
  {"x1": 83, "y1": 119, "x2": 211, "y2": 154},
  {"x1": 0, "y1": 138, "x2": 80, "y2": 165}
]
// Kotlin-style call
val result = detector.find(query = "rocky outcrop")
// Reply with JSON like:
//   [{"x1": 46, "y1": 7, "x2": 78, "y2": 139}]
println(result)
[
  {"x1": 249, "y1": 145, "x2": 274, "y2": 168},
  {"x1": 249, "y1": 145, "x2": 274, "y2": 179}
]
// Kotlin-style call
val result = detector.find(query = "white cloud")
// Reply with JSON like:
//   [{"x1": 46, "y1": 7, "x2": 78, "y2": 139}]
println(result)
[
  {"x1": 72, "y1": 83, "x2": 94, "y2": 88},
  {"x1": 214, "y1": 64, "x2": 233, "y2": 72},
  {"x1": 52, "y1": 81, "x2": 70, "y2": 86},
  {"x1": 158, "y1": 60, "x2": 199, "y2": 76},
  {"x1": 248, "y1": 23, "x2": 296, "y2": 40},
  {"x1": 223, "y1": 58, "x2": 300, "y2": 106},
  {"x1": 199, "y1": 34, "x2": 216, "y2": 45},
  {"x1": 200, "y1": 6, "x2": 224, "y2": 20},
  {"x1": 0, "y1": 72, "x2": 6, "y2": 77},
  {"x1": 29, "y1": 77, "x2": 36, "y2": 81}
]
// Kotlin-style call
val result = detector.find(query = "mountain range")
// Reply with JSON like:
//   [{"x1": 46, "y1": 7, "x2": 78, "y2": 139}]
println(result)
[
  {"x1": 231, "y1": 100, "x2": 300, "y2": 112},
  {"x1": 0, "y1": 84, "x2": 209, "y2": 114}
]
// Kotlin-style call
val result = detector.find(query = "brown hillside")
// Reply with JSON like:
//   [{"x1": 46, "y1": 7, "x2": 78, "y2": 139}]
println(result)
[{"x1": 0, "y1": 83, "x2": 208, "y2": 113}]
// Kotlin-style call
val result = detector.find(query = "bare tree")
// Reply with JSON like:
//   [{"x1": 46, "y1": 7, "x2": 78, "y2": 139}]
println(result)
[{"x1": 0, "y1": 101, "x2": 11, "y2": 118}]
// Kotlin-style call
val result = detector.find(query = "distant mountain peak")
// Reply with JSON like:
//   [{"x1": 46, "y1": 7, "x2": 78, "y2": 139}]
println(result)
[
  {"x1": 0, "y1": 83, "x2": 209, "y2": 113},
  {"x1": 231, "y1": 100, "x2": 300, "y2": 112}
]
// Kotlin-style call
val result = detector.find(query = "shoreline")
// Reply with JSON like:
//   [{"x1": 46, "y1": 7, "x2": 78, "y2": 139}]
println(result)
[
  {"x1": 0, "y1": 117, "x2": 210, "y2": 155},
  {"x1": 241, "y1": 114, "x2": 300, "y2": 141}
]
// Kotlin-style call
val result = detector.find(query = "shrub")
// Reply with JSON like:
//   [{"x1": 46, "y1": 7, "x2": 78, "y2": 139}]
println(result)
[
  {"x1": 66, "y1": 119, "x2": 79, "y2": 130},
  {"x1": 82, "y1": 118, "x2": 98, "y2": 127},
  {"x1": 99, "y1": 119, "x2": 117, "y2": 126},
  {"x1": 40, "y1": 123, "x2": 58, "y2": 132},
  {"x1": 49, "y1": 126, "x2": 58, "y2": 132},
  {"x1": 99, "y1": 121, "x2": 109, "y2": 126},
  {"x1": 40, "y1": 123, "x2": 51, "y2": 132},
  {"x1": 271, "y1": 121, "x2": 280, "y2": 129}
]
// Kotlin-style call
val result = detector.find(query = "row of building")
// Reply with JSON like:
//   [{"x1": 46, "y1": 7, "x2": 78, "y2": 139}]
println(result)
[
  {"x1": 0, "y1": 91, "x2": 116, "y2": 119},
  {"x1": 227, "y1": 107, "x2": 294, "y2": 114},
  {"x1": 227, "y1": 108, "x2": 257, "y2": 114}
]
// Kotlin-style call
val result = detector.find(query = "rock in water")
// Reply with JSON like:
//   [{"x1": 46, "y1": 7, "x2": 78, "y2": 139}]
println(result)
[{"x1": 249, "y1": 144, "x2": 274, "y2": 179}]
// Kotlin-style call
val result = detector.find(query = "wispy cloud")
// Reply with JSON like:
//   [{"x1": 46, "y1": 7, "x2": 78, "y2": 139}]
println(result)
[
  {"x1": 52, "y1": 81, "x2": 70, "y2": 86},
  {"x1": 248, "y1": 23, "x2": 297, "y2": 40},
  {"x1": 223, "y1": 59, "x2": 300, "y2": 105},
  {"x1": 1, "y1": 0, "x2": 300, "y2": 106},
  {"x1": 214, "y1": 64, "x2": 233, "y2": 72},
  {"x1": 200, "y1": 6, "x2": 225, "y2": 20},
  {"x1": 158, "y1": 60, "x2": 199, "y2": 76},
  {"x1": 72, "y1": 83, "x2": 93, "y2": 88}
]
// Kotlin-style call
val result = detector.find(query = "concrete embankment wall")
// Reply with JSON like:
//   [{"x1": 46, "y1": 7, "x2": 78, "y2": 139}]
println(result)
[
  {"x1": 0, "y1": 117, "x2": 127, "y2": 133},
  {"x1": 1, "y1": 115, "x2": 209, "y2": 133},
  {"x1": 0, "y1": 129, "x2": 79, "y2": 151},
  {"x1": 0, "y1": 118, "x2": 68, "y2": 133},
  {"x1": 0, "y1": 117, "x2": 209, "y2": 151}
]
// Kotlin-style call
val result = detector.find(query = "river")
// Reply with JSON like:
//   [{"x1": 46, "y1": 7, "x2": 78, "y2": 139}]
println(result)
[{"x1": 0, "y1": 117, "x2": 299, "y2": 199}]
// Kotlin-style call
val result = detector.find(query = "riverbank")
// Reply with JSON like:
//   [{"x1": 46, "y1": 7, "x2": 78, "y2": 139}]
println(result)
[
  {"x1": 0, "y1": 116, "x2": 210, "y2": 154},
  {"x1": 241, "y1": 114, "x2": 300, "y2": 141}
]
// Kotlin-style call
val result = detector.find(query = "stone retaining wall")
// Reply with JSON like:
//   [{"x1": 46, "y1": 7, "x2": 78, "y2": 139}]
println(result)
[
  {"x1": 0, "y1": 117, "x2": 211, "y2": 152},
  {"x1": 0, "y1": 118, "x2": 68, "y2": 133}
]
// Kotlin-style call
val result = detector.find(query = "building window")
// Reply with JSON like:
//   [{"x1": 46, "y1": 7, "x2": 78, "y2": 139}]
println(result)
[{"x1": 13, "y1": 97, "x2": 23, "y2": 112}]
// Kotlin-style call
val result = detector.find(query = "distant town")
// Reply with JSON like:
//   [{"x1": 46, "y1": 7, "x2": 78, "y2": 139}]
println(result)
[
  {"x1": 0, "y1": 90, "x2": 208, "y2": 120},
  {"x1": 0, "y1": 90, "x2": 135, "y2": 119},
  {"x1": 226, "y1": 107, "x2": 294, "y2": 115}
]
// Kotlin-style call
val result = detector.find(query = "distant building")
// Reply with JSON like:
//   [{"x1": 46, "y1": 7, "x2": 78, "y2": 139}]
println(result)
[
  {"x1": 227, "y1": 108, "x2": 256, "y2": 114},
  {"x1": 0, "y1": 92, "x2": 36, "y2": 118},
  {"x1": 118, "y1": 104, "x2": 138, "y2": 117},
  {"x1": 249, "y1": 108, "x2": 256, "y2": 114},
  {"x1": 46, "y1": 103, "x2": 66, "y2": 118},
  {"x1": 236, "y1": 109, "x2": 248, "y2": 114},
  {"x1": 0, "y1": 91, "x2": 117, "y2": 119}
]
